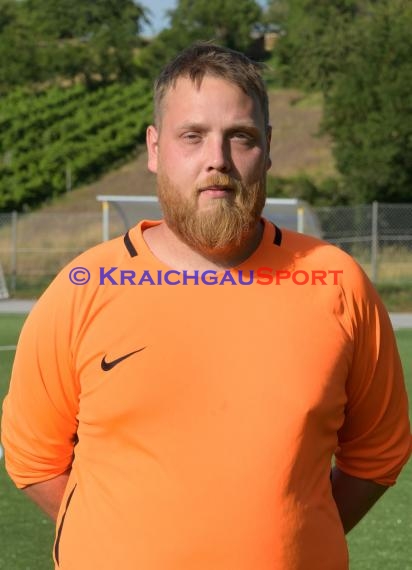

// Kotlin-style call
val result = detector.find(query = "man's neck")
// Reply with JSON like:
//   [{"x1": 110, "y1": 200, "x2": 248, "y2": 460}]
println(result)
[{"x1": 143, "y1": 220, "x2": 264, "y2": 271}]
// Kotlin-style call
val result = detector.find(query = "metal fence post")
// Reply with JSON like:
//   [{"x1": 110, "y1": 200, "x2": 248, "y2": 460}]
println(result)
[
  {"x1": 297, "y1": 207, "x2": 304, "y2": 233},
  {"x1": 371, "y1": 201, "x2": 378, "y2": 284},
  {"x1": 102, "y1": 201, "x2": 109, "y2": 242},
  {"x1": 10, "y1": 210, "x2": 18, "y2": 294}
]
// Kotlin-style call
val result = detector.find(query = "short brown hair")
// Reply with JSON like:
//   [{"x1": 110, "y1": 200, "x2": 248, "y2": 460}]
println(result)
[{"x1": 153, "y1": 42, "x2": 269, "y2": 128}]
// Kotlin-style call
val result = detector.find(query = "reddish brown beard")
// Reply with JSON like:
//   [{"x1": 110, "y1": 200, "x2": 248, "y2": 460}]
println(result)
[{"x1": 157, "y1": 172, "x2": 266, "y2": 251}]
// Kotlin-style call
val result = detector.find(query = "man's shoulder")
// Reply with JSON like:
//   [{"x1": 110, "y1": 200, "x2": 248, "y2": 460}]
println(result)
[
  {"x1": 269, "y1": 226, "x2": 377, "y2": 299},
  {"x1": 69, "y1": 231, "x2": 133, "y2": 269},
  {"x1": 272, "y1": 226, "x2": 361, "y2": 269}
]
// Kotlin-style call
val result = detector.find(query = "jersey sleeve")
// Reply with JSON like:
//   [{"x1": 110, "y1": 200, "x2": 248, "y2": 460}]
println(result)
[
  {"x1": 335, "y1": 263, "x2": 411, "y2": 486},
  {"x1": 1, "y1": 273, "x2": 81, "y2": 489}
]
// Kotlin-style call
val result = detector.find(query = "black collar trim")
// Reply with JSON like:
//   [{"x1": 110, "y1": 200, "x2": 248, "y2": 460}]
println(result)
[
  {"x1": 272, "y1": 223, "x2": 283, "y2": 246},
  {"x1": 124, "y1": 231, "x2": 138, "y2": 257}
]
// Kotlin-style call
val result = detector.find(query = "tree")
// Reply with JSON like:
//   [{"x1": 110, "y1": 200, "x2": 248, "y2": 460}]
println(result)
[
  {"x1": 0, "y1": 0, "x2": 18, "y2": 32},
  {"x1": 22, "y1": 0, "x2": 148, "y2": 40},
  {"x1": 0, "y1": 1, "x2": 45, "y2": 91},
  {"x1": 168, "y1": 0, "x2": 262, "y2": 53},
  {"x1": 264, "y1": 0, "x2": 289, "y2": 28},
  {"x1": 322, "y1": 0, "x2": 412, "y2": 203},
  {"x1": 0, "y1": 0, "x2": 149, "y2": 91},
  {"x1": 27, "y1": 0, "x2": 150, "y2": 84},
  {"x1": 137, "y1": 0, "x2": 262, "y2": 82},
  {"x1": 274, "y1": 0, "x2": 371, "y2": 92}
]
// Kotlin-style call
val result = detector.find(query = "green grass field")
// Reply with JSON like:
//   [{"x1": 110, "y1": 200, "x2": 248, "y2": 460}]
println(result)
[{"x1": 0, "y1": 315, "x2": 410, "y2": 569}]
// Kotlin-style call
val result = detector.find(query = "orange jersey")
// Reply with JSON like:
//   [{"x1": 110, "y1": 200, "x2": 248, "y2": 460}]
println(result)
[{"x1": 2, "y1": 219, "x2": 411, "y2": 570}]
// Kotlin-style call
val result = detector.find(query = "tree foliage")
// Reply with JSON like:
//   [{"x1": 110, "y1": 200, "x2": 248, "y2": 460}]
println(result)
[
  {"x1": 0, "y1": 0, "x2": 18, "y2": 32},
  {"x1": 0, "y1": 0, "x2": 43, "y2": 89},
  {"x1": 322, "y1": 0, "x2": 412, "y2": 203},
  {"x1": 263, "y1": 0, "x2": 289, "y2": 27},
  {"x1": 168, "y1": 0, "x2": 262, "y2": 53},
  {"x1": 272, "y1": 0, "x2": 372, "y2": 92},
  {"x1": 0, "y1": 0, "x2": 149, "y2": 92},
  {"x1": 137, "y1": 0, "x2": 262, "y2": 82}
]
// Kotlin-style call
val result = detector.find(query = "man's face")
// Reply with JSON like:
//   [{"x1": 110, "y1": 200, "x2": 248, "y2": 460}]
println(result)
[{"x1": 146, "y1": 75, "x2": 272, "y2": 251}]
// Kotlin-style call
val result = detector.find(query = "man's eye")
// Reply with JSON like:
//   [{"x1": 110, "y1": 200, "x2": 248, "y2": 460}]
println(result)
[
  {"x1": 182, "y1": 132, "x2": 201, "y2": 142},
  {"x1": 232, "y1": 132, "x2": 254, "y2": 144}
]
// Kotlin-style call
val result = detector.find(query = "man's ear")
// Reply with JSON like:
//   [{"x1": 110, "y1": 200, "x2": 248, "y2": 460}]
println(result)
[
  {"x1": 266, "y1": 125, "x2": 272, "y2": 172},
  {"x1": 146, "y1": 125, "x2": 159, "y2": 174}
]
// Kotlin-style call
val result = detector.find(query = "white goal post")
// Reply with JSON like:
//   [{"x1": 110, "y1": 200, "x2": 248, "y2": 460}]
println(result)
[
  {"x1": 0, "y1": 262, "x2": 10, "y2": 300},
  {"x1": 96, "y1": 195, "x2": 322, "y2": 242}
]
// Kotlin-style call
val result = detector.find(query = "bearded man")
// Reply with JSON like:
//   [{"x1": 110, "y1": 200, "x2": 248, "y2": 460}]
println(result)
[{"x1": 2, "y1": 42, "x2": 410, "y2": 570}]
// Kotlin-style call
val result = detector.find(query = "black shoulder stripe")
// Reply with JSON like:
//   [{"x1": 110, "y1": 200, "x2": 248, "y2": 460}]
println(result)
[
  {"x1": 124, "y1": 231, "x2": 138, "y2": 258},
  {"x1": 272, "y1": 223, "x2": 283, "y2": 246}
]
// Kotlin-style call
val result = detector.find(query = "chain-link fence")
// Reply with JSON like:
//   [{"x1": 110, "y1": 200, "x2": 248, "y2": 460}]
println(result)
[
  {"x1": 0, "y1": 211, "x2": 102, "y2": 297},
  {"x1": 315, "y1": 202, "x2": 412, "y2": 285},
  {"x1": 0, "y1": 202, "x2": 411, "y2": 297}
]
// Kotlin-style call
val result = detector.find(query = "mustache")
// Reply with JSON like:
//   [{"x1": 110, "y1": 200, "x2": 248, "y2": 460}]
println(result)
[{"x1": 195, "y1": 174, "x2": 243, "y2": 193}]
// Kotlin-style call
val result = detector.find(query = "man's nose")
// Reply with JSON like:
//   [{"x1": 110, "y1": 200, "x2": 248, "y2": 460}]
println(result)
[{"x1": 206, "y1": 137, "x2": 231, "y2": 172}]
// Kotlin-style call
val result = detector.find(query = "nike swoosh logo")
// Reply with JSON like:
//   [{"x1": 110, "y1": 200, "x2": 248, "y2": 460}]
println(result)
[{"x1": 101, "y1": 347, "x2": 146, "y2": 371}]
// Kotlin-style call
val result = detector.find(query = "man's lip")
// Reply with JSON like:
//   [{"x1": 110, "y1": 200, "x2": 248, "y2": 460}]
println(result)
[{"x1": 200, "y1": 185, "x2": 233, "y2": 192}]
